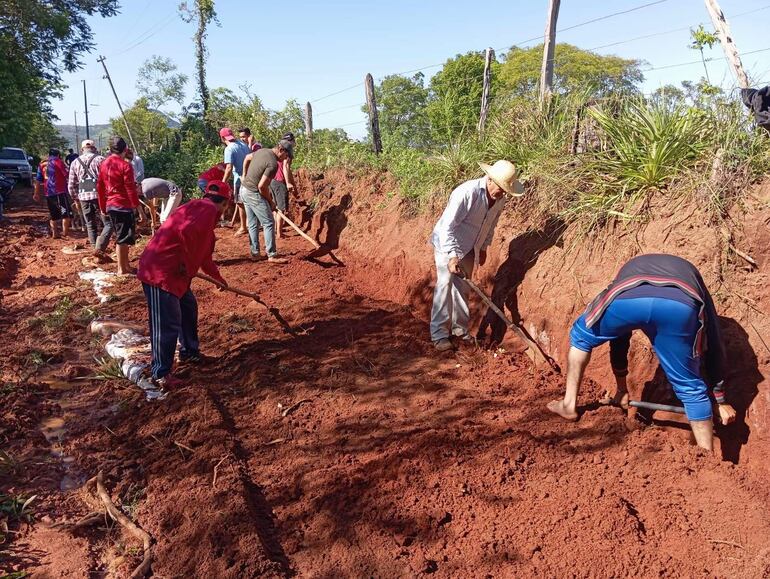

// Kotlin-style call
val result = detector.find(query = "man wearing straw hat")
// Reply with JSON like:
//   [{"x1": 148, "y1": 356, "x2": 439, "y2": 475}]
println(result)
[{"x1": 429, "y1": 160, "x2": 524, "y2": 352}]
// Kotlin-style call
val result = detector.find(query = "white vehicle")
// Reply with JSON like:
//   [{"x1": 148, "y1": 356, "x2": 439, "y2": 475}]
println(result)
[{"x1": 0, "y1": 147, "x2": 33, "y2": 186}]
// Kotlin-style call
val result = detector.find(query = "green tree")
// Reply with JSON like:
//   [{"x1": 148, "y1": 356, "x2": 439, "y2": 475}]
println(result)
[
  {"x1": 179, "y1": 0, "x2": 218, "y2": 126},
  {"x1": 371, "y1": 73, "x2": 430, "y2": 149},
  {"x1": 136, "y1": 56, "x2": 188, "y2": 109},
  {"x1": 689, "y1": 25, "x2": 719, "y2": 84},
  {"x1": 499, "y1": 43, "x2": 643, "y2": 97},
  {"x1": 110, "y1": 98, "x2": 175, "y2": 152},
  {"x1": 0, "y1": 0, "x2": 119, "y2": 148},
  {"x1": 427, "y1": 51, "x2": 499, "y2": 141}
]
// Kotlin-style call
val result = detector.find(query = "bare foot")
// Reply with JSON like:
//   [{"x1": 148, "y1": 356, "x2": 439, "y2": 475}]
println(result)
[
  {"x1": 547, "y1": 400, "x2": 579, "y2": 421},
  {"x1": 234, "y1": 228, "x2": 247, "y2": 236},
  {"x1": 599, "y1": 390, "x2": 629, "y2": 410}
]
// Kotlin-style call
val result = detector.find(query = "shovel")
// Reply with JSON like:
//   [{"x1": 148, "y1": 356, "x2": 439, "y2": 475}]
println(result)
[
  {"x1": 195, "y1": 273, "x2": 297, "y2": 337},
  {"x1": 456, "y1": 272, "x2": 560, "y2": 373}
]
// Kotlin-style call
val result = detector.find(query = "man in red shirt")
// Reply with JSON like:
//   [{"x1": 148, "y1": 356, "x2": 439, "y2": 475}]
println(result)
[
  {"x1": 198, "y1": 162, "x2": 226, "y2": 195},
  {"x1": 97, "y1": 137, "x2": 140, "y2": 275},
  {"x1": 137, "y1": 180, "x2": 231, "y2": 389}
]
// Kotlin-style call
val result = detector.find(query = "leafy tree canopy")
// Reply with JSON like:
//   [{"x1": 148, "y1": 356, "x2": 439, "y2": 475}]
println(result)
[
  {"x1": 499, "y1": 43, "x2": 644, "y2": 97},
  {"x1": 136, "y1": 56, "x2": 188, "y2": 109},
  {"x1": 0, "y1": 0, "x2": 119, "y2": 148}
]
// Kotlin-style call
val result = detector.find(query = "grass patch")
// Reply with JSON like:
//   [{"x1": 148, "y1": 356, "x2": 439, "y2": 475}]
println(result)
[
  {"x1": 27, "y1": 297, "x2": 75, "y2": 332},
  {"x1": 0, "y1": 494, "x2": 36, "y2": 525},
  {"x1": 89, "y1": 356, "x2": 126, "y2": 381}
]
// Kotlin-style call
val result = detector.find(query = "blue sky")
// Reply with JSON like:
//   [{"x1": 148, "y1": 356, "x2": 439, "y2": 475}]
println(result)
[{"x1": 55, "y1": 0, "x2": 770, "y2": 140}]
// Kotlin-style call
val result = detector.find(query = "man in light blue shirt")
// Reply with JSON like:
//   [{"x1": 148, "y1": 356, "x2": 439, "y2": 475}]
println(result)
[
  {"x1": 429, "y1": 160, "x2": 524, "y2": 351},
  {"x1": 220, "y1": 127, "x2": 250, "y2": 234}
]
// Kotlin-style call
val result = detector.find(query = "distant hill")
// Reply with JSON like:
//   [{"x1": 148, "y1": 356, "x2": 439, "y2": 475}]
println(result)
[{"x1": 56, "y1": 124, "x2": 113, "y2": 152}]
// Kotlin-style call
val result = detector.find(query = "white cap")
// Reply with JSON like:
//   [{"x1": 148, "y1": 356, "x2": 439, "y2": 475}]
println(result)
[{"x1": 81, "y1": 139, "x2": 95, "y2": 150}]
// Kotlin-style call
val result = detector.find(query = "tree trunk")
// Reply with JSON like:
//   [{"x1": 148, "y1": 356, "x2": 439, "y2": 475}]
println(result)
[{"x1": 195, "y1": 3, "x2": 210, "y2": 124}]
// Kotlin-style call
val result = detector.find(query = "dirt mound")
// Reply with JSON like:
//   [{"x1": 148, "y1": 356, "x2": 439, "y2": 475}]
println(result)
[{"x1": 1, "y1": 181, "x2": 769, "y2": 577}]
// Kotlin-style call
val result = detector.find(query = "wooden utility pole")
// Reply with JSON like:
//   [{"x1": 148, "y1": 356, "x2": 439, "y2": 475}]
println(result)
[
  {"x1": 97, "y1": 55, "x2": 139, "y2": 152},
  {"x1": 364, "y1": 73, "x2": 382, "y2": 154},
  {"x1": 304, "y1": 102, "x2": 313, "y2": 146},
  {"x1": 74, "y1": 111, "x2": 79, "y2": 150},
  {"x1": 82, "y1": 80, "x2": 91, "y2": 139},
  {"x1": 704, "y1": 0, "x2": 750, "y2": 89},
  {"x1": 478, "y1": 47, "x2": 495, "y2": 138},
  {"x1": 539, "y1": 0, "x2": 561, "y2": 105}
]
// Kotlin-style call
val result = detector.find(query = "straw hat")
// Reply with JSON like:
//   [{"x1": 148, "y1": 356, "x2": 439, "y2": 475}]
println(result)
[{"x1": 478, "y1": 160, "x2": 525, "y2": 196}]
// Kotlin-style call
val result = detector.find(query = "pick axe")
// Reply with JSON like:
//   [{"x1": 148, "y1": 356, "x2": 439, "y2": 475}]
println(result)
[{"x1": 455, "y1": 272, "x2": 560, "y2": 373}]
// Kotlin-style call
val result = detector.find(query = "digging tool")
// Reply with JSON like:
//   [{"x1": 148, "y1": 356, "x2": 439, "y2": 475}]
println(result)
[
  {"x1": 276, "y1": 209, "x2": 321, "y2": 249},
  {"x1": 195, "y1": 273, "x2": 297, "y2": 337},
  {"x1": 628, "y1": 400, "x2": 686, "y2": 414},
  {"x1": 456, "y1": 273, "x2": 560, "y2": 372}
]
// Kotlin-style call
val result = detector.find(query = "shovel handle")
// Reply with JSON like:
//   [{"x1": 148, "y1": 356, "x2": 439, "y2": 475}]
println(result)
[
  {"x1": 195, "y1": 273, "x2": 263, "y2": 302},
  {"x1": 276, "y1": 209, "x2": 321, "y2": 249}
]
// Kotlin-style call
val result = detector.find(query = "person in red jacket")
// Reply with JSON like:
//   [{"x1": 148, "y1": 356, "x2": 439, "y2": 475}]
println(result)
[
  {"x1": 97, "y1": 136, "x2": 140, "y2": 275},
  {"x1": 197, "y1": 162, "x2": 226, "y2": 195},
  {"x1": 137, "y1": 180, "x2": 231, "y2": 389}
]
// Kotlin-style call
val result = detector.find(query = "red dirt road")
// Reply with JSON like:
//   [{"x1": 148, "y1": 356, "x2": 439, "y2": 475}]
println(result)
[{"x1": 1, "y1": 189, "x2": 769, "y2": 577}]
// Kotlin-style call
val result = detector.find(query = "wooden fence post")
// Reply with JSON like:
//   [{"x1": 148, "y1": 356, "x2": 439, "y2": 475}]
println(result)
[
  {"x1": 539, "y1": 0, "x2": 561, "y2": 105},
  {"x1": 478, "y1": 47, "x2": 495, "y2": 138},
  {"x1": 365, "y1": 73, "x2": 383, "y2": 154},
  {"x1": 704, "y1": 0, "x2": 750, "y2": 89},
  {"x1": 304, "y1": 102, "x2": 313, "y2": 146}
]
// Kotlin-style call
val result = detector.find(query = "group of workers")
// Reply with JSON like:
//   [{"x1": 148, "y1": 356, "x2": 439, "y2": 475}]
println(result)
[
  {"x1": 29, "y1": 135, "x2": 740, "y2": 452},
  {"x1": 35, "y1": 139, "x2": 182, "y2": 274},
  {"x1": 429, "y1": 159, "x2": 737, "y2": 451}
]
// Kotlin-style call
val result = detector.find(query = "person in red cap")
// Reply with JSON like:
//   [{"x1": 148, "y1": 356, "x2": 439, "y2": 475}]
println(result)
[
  {"x1": 219, "y1": 127, "x2": 250, "y2": 235},
  {"x1": 137, "y1": 180, "x2": 231, "y2": 389}
]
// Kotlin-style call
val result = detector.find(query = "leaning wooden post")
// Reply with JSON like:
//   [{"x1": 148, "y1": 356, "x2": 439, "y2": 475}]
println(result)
[
  {"x1": 704, "y1": 0, "x2": 750, "y2": 89},
  {"x1": 539, "y1": 0, "x2": 561, "y2": 105},
  {"x1": 364, "y1": 73, "x2": 383, "y2": 154},
  {"x1": 478, "y1": 47, "x2": 495, "y2": 138},
  {"x1": 304, "y1": 102, "x2": 313, "y2": 147}
]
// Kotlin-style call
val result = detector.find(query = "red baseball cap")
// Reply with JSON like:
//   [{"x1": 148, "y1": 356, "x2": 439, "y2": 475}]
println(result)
[
  {"x1": 204, "y1": 180, "x2": 232, "y2": 200},
  {"x1": 219, "y1": 127, "x2": 236, "y2": 142}
]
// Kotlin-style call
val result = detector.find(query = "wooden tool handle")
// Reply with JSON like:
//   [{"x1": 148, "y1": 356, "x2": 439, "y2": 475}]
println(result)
[
  {"x1": 277, "y1": 209, "x2": 321, "y2": 249},
  {"x1": 196, "y1": 273, "x2": 261, "y2": 301}
]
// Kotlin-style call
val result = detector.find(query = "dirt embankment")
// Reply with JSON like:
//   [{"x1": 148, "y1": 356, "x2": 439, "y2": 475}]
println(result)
[
  {"x1": 1, "y1": 178, "x2": 769, "y2": 578},
  {"x1": 296, "y1": 168, "x2": 770, "y2": 475}
]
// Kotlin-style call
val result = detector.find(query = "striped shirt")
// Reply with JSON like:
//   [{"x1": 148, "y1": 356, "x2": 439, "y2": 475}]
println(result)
[{"x1": 67, "y1": 153, "x2": 105, "y2": 201}]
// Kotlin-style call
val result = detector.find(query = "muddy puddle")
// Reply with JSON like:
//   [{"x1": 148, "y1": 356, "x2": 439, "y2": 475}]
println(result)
[{"x1": 38, "y1": 400, "x2": 84, "y2": 491}]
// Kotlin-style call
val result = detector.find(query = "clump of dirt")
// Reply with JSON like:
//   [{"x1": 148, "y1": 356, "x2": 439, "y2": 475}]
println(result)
[{"x1": 2, "y1": 180, "x2": 770, "y2": 577}]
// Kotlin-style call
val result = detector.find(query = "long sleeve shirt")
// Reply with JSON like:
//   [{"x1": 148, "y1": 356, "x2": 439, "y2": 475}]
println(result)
[
  {"x1": 430, "y1": 177, "x2": 506, "y2": 263},
  {"x1": 137, "y1": 198, "x2": 225, "y2": 298},
  {"x1": 131, "y1": 155, "x2": 145, "y2": 183},
  {"x1": 67, "y1": 153, "x2": 104, "y2": 201},
  {"x1": 97, "y1": 154, "x2": 138, "y2": 213}
]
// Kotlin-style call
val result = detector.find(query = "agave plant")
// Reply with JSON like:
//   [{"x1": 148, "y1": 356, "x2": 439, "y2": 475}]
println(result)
[{"x1": 589, "y1": 99, "x2": 711, "y2": 191}]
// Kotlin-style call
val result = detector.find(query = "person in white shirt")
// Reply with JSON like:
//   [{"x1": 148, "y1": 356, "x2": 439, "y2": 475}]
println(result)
[{"x1": 429, "y1": 160, "x2": 524, "y2": 351}]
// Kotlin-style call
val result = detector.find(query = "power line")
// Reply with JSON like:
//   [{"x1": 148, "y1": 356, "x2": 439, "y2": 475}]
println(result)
[
  {"x1": 311, "y1": 82, "x2": 365, "y2": 104},
  {"x1": 109, "y1": 11, "x2": 178, "y2": 57},
  {"x1": 643, "y1": 46, "x2": 770, "y2": 73},
  {"x1": 315, "y1": 102, "x2": 366, "y2": 117}
]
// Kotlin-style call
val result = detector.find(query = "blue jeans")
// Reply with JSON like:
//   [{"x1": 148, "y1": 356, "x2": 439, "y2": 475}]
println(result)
[
  {"x1": 240, "y1": 185, "x2": 277, "y2": 257},
  {"x1": 570, "y1": 297, "x2": 712, "y2": 422},
  {"x1": 142, "y1": 283, "x2": 199, "y2": 379}
]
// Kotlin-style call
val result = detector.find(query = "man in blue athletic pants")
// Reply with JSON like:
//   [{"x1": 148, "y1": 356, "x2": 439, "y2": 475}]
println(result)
[{"x1": 547, "y1": 254, "x2": 736, "y2": 451}]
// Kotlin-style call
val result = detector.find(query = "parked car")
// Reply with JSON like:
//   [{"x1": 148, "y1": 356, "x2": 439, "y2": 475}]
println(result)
[{"x1": 0, "y1": 147, "x2": 33, "y2": 187}]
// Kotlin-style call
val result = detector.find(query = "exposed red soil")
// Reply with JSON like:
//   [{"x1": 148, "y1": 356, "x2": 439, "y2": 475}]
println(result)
[{"x1": 1, "y1": 179, "x2": 769, "y2": 578}]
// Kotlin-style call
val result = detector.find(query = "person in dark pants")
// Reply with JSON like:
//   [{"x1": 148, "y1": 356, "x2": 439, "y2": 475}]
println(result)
[
  {"x1": 136, "y1": 180, "x2": 231, "y2": 389},
  {"x1": 547, "y1": 253, "x2": 737, "y2": 451}
]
